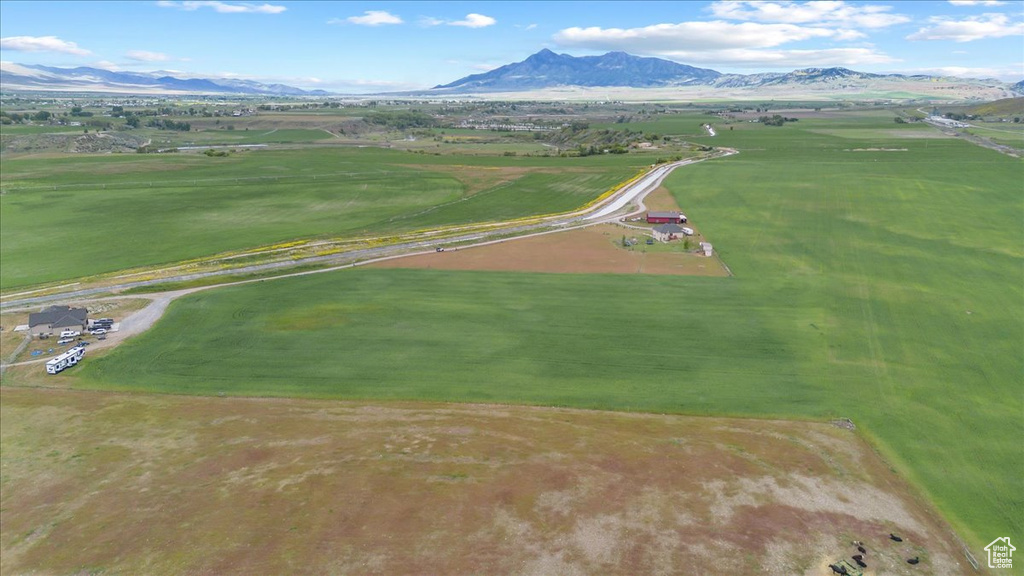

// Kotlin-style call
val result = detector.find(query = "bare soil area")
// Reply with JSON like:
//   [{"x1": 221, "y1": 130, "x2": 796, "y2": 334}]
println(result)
[
  {"x1": 1, "y1": 388, "x2": 973, "y2": 575},
  {"x1": 369, "y1": 224, "x2": 729, "y2": 276}
]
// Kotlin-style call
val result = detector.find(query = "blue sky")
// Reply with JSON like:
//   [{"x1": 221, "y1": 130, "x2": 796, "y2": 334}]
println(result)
[{"x1": 1, "y1": 1, "x2": 1022, "y2": 92}]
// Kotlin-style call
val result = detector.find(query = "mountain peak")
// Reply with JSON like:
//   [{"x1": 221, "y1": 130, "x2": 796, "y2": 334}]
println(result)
[{"x1": 526, "y1": 48, "x2": 562, "y2": 61}]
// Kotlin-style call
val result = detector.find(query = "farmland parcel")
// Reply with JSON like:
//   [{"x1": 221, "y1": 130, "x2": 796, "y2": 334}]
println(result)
[
  {"x1": 0, "y1": 388, "x2": 972, "y2": 575},
  {"x1": 0, "y1": 147, "x2": 640, "y2": 290},
  {"x1": 66, "y1": 111, "x2": 1024, "y2": 555},
  {"x1": 2, "y1": 108, "x2": 1020, "y2": 573}
]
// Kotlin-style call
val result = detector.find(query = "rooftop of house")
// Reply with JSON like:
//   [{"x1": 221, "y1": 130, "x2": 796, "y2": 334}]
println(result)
[
  {"x1": 653, "y1": 223, "x2": 685, "y2": 234},
  {"x1": 28, "y1": 305, "x2": 88, "y2": 328}
]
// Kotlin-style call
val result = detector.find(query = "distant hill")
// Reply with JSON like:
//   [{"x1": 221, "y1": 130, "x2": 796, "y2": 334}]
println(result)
[
  {"x1": 965, "y1": 97, "x2": 1024, "y2": 116},
  {"x1": 0, "y1": 63, "x2": 329, "y2": 96},
  {"x1": 431, "y1": 50, "x2": 1024, "y2": 100}
]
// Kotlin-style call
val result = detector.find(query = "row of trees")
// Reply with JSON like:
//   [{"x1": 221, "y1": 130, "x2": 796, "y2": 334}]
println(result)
[
  {"x1": 0, "y1": 110, "x2": 52, "y2": 123},
  {"x1": 368, "y1": 110, "x2": 437, "y2": 130},
  {"x1": 146, "y1": 118, "x2": 191, "y2": 131}
]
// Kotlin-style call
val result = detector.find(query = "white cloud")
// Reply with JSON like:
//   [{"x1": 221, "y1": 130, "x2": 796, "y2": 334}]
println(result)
[
  {"x1": 901, "y1": 64, "x2": 1023, "y2": 81},
  {"x1": 450, "y1": 13, "x2": 496, "y2": 28},
  {"x1": 92, "y1": 60, "x2": 122, "y2": 71},
  {"x1": 0, "y1": 35, "x2": 91, "y2": 55},
  {"x1": 340, "y1": 10, "x2": 403, "y2": 26},
  {"x1": 156, "y1": 1, "x2": 286, "y2": 14},
  {"x1": 552, "y1": 19, "x2": 899, "y2": 69},
  {"x1": 709, "y1": 1, "x2": 910, "y2": 28},
  {"x1": 554, "y1": 20, "x2": 859, "y2": 51},
  {"x1": 422, "y1": 13, "x2": 496, "y2": 28},
  {"x1": 657, "y1": 47, "x2": 897, "y2": 67},
  {"x1": 907, "y1": 13, "x2": 1024, "y2": 42},
  {"x1": 125, "y1": 50, "x2": 172, "y2": 62},
  {"x1": 948, "y1": 1, "x2": 1007, "y2": 6}
]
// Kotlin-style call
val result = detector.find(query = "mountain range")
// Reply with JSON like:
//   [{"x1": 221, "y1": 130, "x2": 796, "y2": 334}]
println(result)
[
  {"x1": 433, "y1": 49, "x2": 1023, "y2": 98},
  {"x1": 0, "y1": 62, "x2": 329, "y2": 96},
  {"x1": 2, "y1": 51, "x2": 1021, "y2": 99}
]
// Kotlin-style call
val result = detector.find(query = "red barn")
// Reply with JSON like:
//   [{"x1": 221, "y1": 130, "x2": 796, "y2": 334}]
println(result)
[{"x1": 646, "y1": 211, "x2": 685, "y2": 224}]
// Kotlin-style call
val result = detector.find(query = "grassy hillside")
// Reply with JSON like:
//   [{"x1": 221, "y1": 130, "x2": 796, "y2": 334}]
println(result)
[
  {"x1": 67, "y1": 111, "x2": 1024, "y2": 550},
  {"x1": 966, "y1": 97, "x2": 1024, "y2": 117},
  {"x1": 0, "y1": 148, "x2": 641, "y2": 289}
]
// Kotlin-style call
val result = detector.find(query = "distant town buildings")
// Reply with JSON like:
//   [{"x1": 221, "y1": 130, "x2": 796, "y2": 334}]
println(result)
[{"x1": 927, "y1": 115, "x2": 969, "y2": 128}]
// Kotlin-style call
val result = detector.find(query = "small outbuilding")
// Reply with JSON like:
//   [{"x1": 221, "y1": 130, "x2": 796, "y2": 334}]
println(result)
[
  {"x1": 29, "y1": 305, "x2": 88, "y2": 333},
  {"x1": 647, "y1": 211, "x2": 686, "y2": 224},
  {"x1": 699, "y1": 241, "x2": 714, "y2": 257}
]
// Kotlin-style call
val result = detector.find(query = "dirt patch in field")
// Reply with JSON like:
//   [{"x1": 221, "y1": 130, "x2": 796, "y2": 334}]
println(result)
[
  {"x1": 642, "y1": 185, "x2": 684, "y2": 212},
  {"x1": 369, "y1": 224, "x2": 729, "y2": 276},
  {"x1": 1, "y1": 388, "x2": 972, "y2": 575}
]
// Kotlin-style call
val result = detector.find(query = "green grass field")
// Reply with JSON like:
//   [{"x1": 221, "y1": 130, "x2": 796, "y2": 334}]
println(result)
[
  {"x1": 0, "y1": 148, "x2": 641, "y2": 289},
  {"x1": 75, "y1": 111, "x2": 1023, "y2": 552},
  {"x1": 965, "y1": 121, "x2": 1024, "y2": 150}
]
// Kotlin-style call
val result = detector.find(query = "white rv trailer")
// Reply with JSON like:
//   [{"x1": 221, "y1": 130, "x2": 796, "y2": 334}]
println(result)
[{"x1": 45, "y1": 346, "x2": 85, "y2": 375}]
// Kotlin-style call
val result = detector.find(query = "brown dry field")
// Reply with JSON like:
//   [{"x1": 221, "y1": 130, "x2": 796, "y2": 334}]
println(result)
[
  {"x1": 1, "y1": 387, "x2": 973, "y2": 576},
  {"x1": 369, "y1": 223, "x2": 729, "y2": 277},
  {"x1": 643, "y1": 184, "x2": 685, "y2": 213}
]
